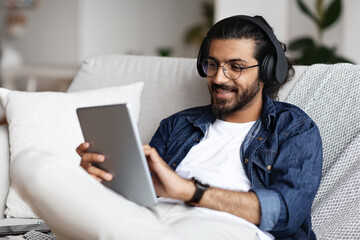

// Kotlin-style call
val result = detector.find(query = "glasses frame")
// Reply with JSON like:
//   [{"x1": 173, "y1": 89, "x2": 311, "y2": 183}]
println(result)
[{"x1": 202, "y1": 58, "x2": 259, "y2": 80}]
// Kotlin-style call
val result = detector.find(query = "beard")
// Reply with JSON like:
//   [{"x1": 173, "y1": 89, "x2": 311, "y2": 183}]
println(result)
[{"x1": 209, "y1": 79, "x2": 261, "y2": 120}]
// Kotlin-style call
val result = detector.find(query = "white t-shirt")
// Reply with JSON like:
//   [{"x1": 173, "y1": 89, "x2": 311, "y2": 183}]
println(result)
[{"x1": 176, "y1": 119, "x2": 254, "y2": 192}]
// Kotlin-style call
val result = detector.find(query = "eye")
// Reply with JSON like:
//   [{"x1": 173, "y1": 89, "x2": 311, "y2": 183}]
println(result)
[
  {"x1": 207, "y1": 61, "x2": 217, "y2": 70},
  {"x1": 227, "y1": 62, "x2": 242, "y2": 72}
]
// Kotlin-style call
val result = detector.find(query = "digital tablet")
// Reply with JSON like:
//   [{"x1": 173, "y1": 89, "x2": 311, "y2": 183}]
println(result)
[{"x1": 76, "y1": 104, "x2": 157, "y2": 207}]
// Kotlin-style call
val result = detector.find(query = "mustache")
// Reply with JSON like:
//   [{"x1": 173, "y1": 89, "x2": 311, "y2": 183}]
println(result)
[{"x1": 211, "y1": 83, "x2": 237, "y2": 92}]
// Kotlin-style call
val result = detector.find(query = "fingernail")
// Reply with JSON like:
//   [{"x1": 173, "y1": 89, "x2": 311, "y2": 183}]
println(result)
[
  {"x1": 98, "y1": 155, "x2": 105, "y2": 161},
  {"x1": 105, "y1": 173, "x2": 113, "y2": 181}
]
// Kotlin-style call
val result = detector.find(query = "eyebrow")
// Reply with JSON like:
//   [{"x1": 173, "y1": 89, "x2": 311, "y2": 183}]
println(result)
[{"x1": 208, "y1": 56, "x2": 248, "y2": 63}]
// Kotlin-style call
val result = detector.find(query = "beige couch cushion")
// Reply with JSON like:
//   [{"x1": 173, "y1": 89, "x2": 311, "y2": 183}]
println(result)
[{"x1": 68, "y1": 55, "x2": 210, "y2": 144}]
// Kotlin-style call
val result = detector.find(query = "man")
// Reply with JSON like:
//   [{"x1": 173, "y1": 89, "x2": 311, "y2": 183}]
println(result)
[{"x1": 78, "y1": 15, "x2": 322, "y2": 239}]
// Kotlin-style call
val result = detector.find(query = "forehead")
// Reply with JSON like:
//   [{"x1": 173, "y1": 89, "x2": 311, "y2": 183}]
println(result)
[{"x1": 208, "y1": 38, "x2": 257, "y2": 62}]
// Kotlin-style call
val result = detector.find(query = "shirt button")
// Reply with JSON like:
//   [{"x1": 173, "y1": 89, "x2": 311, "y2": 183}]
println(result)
[
  {"x1": 257, "y1": 137, "x2": 263, "y2": 141},
  {"x1": 267, "y1": 165, "x2": 272, "y2": 170},
  {"x1": 244, "y1": 158, "x2": 249, "y2": 164},
  {"x1": 172, "y1": 163, "x2": 177, "y2": 167},
  {"x1": 195, "y1": 138, "x2": 200, "y2": 143}
]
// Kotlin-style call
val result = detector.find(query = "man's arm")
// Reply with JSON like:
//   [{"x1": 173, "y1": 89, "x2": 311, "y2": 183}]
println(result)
[
  {"x1": 198, "y1": 187, "x2": 261, "y2": 225},
  {"x1": 143, "y1": 144, "x2": 261, "y2": 225}
]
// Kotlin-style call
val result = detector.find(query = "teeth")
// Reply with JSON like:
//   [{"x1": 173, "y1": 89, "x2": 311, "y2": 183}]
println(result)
[{"x1": 216, "y1": 89, "x2": 231, "y2": 94}]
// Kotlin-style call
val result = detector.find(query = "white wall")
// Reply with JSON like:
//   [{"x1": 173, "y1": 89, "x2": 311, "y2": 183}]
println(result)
[
  {"x1": 342, "y1": 0, "x2": 360, "y2": 63},
  {"x1": 215, "y1": 0, "x2": 360, "y2": 64},
  {"x1": 5, "y1": 0, "x2": 358, "y2": 65},
  {"x1": 9, "y1": 0, "x2": 80, "y2": 65},
  {"x1": 3, "y1": 0, "x2": 208, "y2": 65},
  {"x1": 215, "y1": 0, "x2": 290, "y2": 43},
  {"x1": 78, "y1": 0, "x2": 207, "y2": 61}
]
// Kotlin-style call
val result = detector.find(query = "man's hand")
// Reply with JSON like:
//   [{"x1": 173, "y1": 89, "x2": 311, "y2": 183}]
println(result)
[
  {"x1": 143, "y1": 144, "x2": 260, "y2": 225},
  {"x1": 76, "y1": 142, "x2": 113, "y2": 182},
  {"x1": 143, "y1": 144, "x2": 195, "y2": 201}
]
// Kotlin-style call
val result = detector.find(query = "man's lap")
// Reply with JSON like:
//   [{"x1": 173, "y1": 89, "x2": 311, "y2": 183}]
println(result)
[{"x1": 11, "y1": 148, "x2": 259, "y2": 240}]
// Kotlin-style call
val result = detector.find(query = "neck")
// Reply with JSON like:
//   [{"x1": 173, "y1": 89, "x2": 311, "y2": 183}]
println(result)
[{"x1": 224, "y1": 92, "x2": 263, "y2": 123}]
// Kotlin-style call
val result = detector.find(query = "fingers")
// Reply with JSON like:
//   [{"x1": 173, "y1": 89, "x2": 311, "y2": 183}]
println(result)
[
  {"x1": 76, "y1": 142, "x2": 90, "y2": 156},
  {"x1": 143, "y1": 144, "x2": 161, "y2": 160},
  {"x1": 80, "y1": 159, "x2": 113, "y2": 182},
  {"x1": 87, "y1": 165, "x2": 113, "y2": 182},
  {"x1": 143, "y1": 145, "x2": 171, "y2": 174},
  {"x1": 77, "y1": 142, "x2": 112, "y2": 182},
  {"x1": 82, "y1": 153, "x2": 105, "y2": 163},
  {"x1": 79, "y1": 152, "x2": 105, "y2": 170}
]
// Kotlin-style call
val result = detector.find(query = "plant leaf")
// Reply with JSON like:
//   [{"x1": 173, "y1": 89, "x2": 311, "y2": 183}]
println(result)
[
  {"x1": 316, "y1": 0, "x2": 324, "y2": 21},
  {"x1": 184, "y1": 24, "x2": 205, "y2": 45},
  {"x1": 297, "y1": 0, "x2": 319, "y2": 26},
  {"x1": 291, "y1": 43, "x2": 354, "y2": 65},
  {"x1": 330, "y1": 55, "x2": 354, "y2": 64},
  {"x1": 202, "y1": 1, "x2": 214, "y2": 27},
  {"x1": 322, "y1": 0, "x2": 341, "y2": 30},
  {"x1": 288, "y1": 37, "x2": 315, "y2": 51}
]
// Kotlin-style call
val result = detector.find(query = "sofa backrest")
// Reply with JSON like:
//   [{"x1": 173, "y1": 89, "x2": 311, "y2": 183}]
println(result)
[{"x1": 68, "y1": 55, "x2": 306, "y2": 143}]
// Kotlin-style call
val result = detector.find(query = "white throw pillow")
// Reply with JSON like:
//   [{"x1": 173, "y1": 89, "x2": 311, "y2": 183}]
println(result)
[
  {"x1": 0, "y1": 82, "x2": 144, "y2": 218},
  {"x1": 0, "y1": 125, "x2": 10, "y2": 219}
]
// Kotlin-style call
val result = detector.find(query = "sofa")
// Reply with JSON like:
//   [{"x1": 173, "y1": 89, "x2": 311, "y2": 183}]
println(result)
[{"x1": 0, "y1": 55, "x2": 359, "y2": 239}]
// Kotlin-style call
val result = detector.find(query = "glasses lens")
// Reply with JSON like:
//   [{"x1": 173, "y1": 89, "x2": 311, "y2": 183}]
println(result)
[
  {"x1": 202, "y1": 59, "x2": 217, "y2": 77},
  {"x1": 224, "y1": 62, "x2": 242, "y2": 80}
]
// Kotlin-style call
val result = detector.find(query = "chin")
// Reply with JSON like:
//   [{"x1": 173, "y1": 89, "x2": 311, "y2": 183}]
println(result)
[{"x1": 211, "y1": 99, "x2": 238, "y2": 120}]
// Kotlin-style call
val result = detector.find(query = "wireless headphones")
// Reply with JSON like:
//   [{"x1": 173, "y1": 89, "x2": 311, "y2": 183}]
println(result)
[{"x1": 197, "y1": 15, "x2": 288, "y2": 84}]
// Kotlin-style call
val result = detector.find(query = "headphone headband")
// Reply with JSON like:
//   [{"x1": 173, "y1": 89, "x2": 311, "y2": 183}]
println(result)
[{"x1": 197, "y1": 15, "x2": 288, "y2": 84}]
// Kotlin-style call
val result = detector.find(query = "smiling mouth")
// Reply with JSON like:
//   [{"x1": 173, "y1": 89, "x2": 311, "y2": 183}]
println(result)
[
  {"x1": 212, "y1": 83, "x2": 237, "y2": 94},
  {"x1": 216, "y1": 88, "x2": 233, "y2": 94}
]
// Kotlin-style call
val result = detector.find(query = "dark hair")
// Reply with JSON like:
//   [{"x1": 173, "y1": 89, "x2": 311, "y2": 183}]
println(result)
[{"x1": 206, "y1": 16, "x2": 294, "y2": 99}]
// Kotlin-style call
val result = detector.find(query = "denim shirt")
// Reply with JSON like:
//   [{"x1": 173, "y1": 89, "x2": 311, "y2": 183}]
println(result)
[{"x1": 149, "y1": 95, "x2": 322, "y2": 239}]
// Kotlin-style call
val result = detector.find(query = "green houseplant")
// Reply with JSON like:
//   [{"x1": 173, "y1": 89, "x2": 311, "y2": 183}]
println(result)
[
  {"x1": 289, "y1": 0, "x2": 353, "y2": 65},
  {"x1": 183, "y1": 1, "x2": 214, "y2": 48}
]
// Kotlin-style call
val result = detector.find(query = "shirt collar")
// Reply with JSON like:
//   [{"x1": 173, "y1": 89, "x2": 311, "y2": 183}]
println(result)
[
  {"x1": 187, "y1": 105, "x2": 216, "y2": 134},
  {"x1": 261, "y1": 95, "x2": 277, "y2": 130}
]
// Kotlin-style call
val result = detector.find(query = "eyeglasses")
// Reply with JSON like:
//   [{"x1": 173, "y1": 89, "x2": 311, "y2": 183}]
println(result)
[{"x1": 202, "y1": 58, "x2": 259, "y2": 80}]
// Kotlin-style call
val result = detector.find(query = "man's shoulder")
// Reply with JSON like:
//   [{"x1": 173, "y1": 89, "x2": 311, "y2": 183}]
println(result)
[
  {"x1": 269, "y1": 100, "x2": 318, "y2": 135},
  {"x1": 273, "y1": 100, "x2": 311, "y2": 120}
]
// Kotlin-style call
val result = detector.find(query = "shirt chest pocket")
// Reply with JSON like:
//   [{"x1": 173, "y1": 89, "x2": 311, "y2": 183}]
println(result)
[{"x1": 251, "y1": 149, "x2": 277, "y2": 186}]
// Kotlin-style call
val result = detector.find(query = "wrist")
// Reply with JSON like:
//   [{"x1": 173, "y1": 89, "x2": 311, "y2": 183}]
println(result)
[
  {"x1": 185, "y1": 178, "x2": 209, "y2": 206},
  {"x1": 181, "y1": 179, "x2": 196, "y2": 201}
]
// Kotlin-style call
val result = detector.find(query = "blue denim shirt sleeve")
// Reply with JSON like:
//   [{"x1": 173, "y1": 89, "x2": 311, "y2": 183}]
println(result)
[
  {"x1": 250, "y1": 188, "x2": 281, "y2": 230},
  {"x1": 149, "y1": 118, "x2": 170, "y2": 157},
  {"x1": 251, "y1": 118, "x2": 322, "y2": 235}
]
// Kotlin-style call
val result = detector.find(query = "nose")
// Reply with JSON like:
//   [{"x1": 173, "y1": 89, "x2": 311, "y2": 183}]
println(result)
[{"x1": 212, "y1": 66, "x2": 231, "y2": 84}]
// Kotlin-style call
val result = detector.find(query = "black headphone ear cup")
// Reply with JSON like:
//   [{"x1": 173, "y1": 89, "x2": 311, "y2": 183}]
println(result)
[
  {"x1": 197, "y1": 37, "x2": 210, "y2": 78},
  {"x1": 261, "y1": 54, "x2": 275, "y2": 83}
]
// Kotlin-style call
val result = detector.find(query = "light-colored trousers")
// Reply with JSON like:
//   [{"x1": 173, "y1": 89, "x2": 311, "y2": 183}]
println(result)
[{"x1": 11, "y1": 149, "x2": 259, "y2": 240}]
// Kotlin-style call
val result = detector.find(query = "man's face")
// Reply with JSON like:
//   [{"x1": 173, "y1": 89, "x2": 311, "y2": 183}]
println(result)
[{"x1": 207, "y1": 38, "x2": 263, "y2": 120}]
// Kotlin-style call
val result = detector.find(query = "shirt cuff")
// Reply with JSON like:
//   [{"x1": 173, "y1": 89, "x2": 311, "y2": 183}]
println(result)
[{"x1": 250, "y1": 188, "x2": 281, "y2": 231}]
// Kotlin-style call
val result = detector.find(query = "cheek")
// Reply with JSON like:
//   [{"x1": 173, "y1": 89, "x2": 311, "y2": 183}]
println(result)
[{"x1": 235, "y1": 70, "x2": 260, "y2": 87}]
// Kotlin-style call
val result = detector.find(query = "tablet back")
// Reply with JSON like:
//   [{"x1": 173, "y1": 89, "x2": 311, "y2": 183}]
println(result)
[{"x1": 77, "y1": 104, "x2": 157, "y2": 207}]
